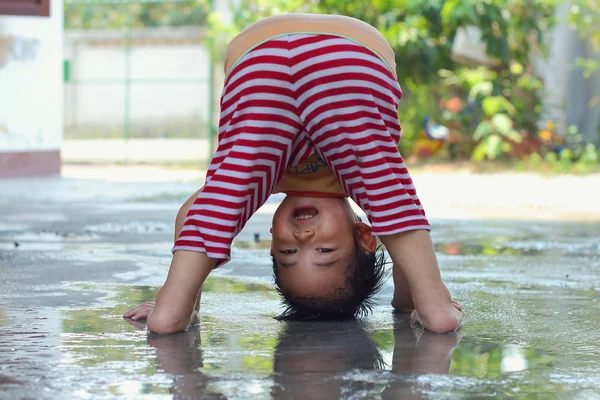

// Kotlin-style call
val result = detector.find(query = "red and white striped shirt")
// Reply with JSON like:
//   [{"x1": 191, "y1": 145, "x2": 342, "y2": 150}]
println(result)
[{"x1": 173, "y1": 32, "x2": 430, "y2": 265}]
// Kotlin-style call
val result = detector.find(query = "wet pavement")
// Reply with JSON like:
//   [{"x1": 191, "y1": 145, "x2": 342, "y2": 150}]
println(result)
[{"x1": 1, "y1": 172, "x2": 600, "y2": 399}]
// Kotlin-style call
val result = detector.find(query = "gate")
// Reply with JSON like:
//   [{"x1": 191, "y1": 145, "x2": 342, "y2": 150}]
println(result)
[{"x1": 63, "y1": 0, "x2": 217, "y2": 164}]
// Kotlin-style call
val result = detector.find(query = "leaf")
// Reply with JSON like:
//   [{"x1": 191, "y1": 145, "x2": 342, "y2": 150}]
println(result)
[
  {"x1": 468, "y1": 81, "x2": 493, "y2": 101},
  {"x1": 473, "y1": 121, "x2": 492, "y2": 140},
  {"x1": 485, "y1": 134, "x2": 503, "y2": 160},
  {"x1": 491, "y1": 114, "x2": 521, "y2": 142},
  {"x1": 482, "y1": 96, "x2": 517, "y2": 116},
  {"x1": 471, "y1": 142, "x2": 487, "y2": 161},
  {"x1": 441, "y1": 0, "x2": 460, "y2": 25}
]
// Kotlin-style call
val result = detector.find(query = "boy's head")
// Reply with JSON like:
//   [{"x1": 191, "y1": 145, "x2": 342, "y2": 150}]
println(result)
[{"x1": 270, "y1": 196, "x2": 387, "y2": 321}]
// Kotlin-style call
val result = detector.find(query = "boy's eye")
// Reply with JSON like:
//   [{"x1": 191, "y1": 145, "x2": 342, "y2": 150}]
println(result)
[
  {"x1": 317, "y1": 248, "x2": 333, "y2": 253},
  {"x1": 280, "y1": 250, "x2": 297, "y2": 255}
]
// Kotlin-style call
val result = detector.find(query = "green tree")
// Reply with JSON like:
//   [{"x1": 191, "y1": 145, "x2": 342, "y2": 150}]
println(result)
[
  {"x1": 568, "y1": 0, "x2": 600, "y2": 77},
  {"x1": 64, "y1": 0, "x2": 210, "y2": 30},
  {"x1": 227, "y1": 0, "x2": 556, "y2": 158}
]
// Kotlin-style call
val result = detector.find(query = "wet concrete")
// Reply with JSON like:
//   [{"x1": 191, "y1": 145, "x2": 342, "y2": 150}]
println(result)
[{"x1": 1, "y1": 174, "x2": 600, "y2": 399}]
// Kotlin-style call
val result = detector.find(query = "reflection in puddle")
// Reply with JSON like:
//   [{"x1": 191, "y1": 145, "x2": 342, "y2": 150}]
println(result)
[
  {"x1": 2, "y1": 219, "x2": 600, "y2": 398},
  {"x1": 449, "y1": 338, "x2": 553, "y2": 378},
  {"x1": 49, "y1": 281, "x2": 559, "y2": 399},
  {"x1": 0, "y1": 230, "x2": 99, "y2": 251}
]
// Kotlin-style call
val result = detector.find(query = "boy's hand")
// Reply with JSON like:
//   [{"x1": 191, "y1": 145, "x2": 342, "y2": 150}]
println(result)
[
  {"x1": 124, "y1": 299, "x2": 201, "y2": 326},
  {"x1": 123, "y1": 300, "x2": 156, "y2": 320},
  {"x1": 123, "y1": 286, "x2": 203, "y2": 324}
]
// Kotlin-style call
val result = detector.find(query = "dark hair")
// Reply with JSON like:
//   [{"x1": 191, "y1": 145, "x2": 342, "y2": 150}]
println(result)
[
  {"x1": 272, "y1": 240, "x2": 389, "y2": 321},
  {"x1": 273, "y1": 320, "x2": 386, "y2": 371},
  {"x1": 271, "y1": 320, "x2": 386, "y2": 399}
]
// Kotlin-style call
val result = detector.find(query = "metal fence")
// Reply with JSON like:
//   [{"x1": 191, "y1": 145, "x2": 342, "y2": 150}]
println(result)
[{"x1": 63, "y1": 0, "x2": 217, "y2": 163}]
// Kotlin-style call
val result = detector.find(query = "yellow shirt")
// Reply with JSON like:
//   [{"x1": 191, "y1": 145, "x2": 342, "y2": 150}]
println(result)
[{"x1": 224, "y1": 13, "x2": 397, "y2": 79}]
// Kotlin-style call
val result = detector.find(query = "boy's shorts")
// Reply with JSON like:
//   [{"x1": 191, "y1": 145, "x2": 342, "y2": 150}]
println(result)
[{"x1": 174, "y1": 34, "x2": 430, "y2": 262}]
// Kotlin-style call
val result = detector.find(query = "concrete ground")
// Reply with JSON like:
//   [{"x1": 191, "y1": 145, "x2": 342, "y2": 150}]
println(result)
[{"x1": 1, "y1": 165, "x2": 599, "y2": 399}]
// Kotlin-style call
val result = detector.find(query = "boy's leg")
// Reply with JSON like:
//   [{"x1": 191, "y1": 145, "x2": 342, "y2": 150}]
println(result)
[
  {"x1": 147, "y1": 40, "x2": 302, "y2": 334},
  {"x1": 290, "y1": 35, "x2": 461, "y2": 332}
]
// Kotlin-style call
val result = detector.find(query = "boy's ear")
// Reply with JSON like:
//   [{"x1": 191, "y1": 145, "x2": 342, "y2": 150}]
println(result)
[
  {"x1": 269, "y1": 227, "x2": 274, "y2": 256},
  {"x1": 355, "y1": 222, "x2": 376, "y2": 253}
]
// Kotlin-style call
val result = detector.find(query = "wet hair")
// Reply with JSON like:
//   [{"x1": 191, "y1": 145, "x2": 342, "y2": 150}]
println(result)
[{"x1": 272, "y1": 240, "x2": 389, "y2": 321}]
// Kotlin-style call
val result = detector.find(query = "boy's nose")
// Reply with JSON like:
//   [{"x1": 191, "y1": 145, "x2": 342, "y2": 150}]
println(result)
[{"x1": 294, "y1": 228, "x2": 315, "y2": 241}]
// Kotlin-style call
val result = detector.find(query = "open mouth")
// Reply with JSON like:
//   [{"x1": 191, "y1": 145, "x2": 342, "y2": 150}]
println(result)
[{"x1": 293, "y1": 207, "x2": 319, "y2": 220}]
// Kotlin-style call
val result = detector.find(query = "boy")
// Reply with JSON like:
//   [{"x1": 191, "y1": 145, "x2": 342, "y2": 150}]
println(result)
[{"x1": 124, "y1": 13, "x2": 462, "y2": 333}]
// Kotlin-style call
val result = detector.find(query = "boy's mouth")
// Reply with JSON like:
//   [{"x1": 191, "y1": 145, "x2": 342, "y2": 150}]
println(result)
[{"x1": 293, "y1": 207, "x2": 318, "y2": 220}]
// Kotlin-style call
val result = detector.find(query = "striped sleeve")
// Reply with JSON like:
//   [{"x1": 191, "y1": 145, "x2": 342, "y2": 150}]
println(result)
[{"x1": 172, "y1": 39, "x2": 302, "y2": 264}]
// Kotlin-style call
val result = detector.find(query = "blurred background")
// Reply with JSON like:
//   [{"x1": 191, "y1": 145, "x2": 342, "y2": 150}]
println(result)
[
  {"x1": 0, "y1": 0, "x2": 599, "y2": 176},
  {"x1": 1, "y1": 3, "x2": 600, "y2": 398}
]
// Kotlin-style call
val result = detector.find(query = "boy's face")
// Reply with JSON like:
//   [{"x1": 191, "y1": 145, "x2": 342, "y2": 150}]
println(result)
[{"x1": 270, "y1": 196, "x2": 375, "y2": 299}]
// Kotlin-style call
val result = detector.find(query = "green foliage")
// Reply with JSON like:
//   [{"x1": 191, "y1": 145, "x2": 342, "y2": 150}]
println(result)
[
  {"x1": 433, "y1": 62, "x2": 542, "y2": 161},
  {"x1": 64, "y1": 0, "x2": 210, "y2": 30},
  {"x1": 231, "y1": 0, "x2": 555, "y2": 89},
  {"x1": 520, "y1": 125, "x2": 600, "y2": 174},
  {"x1": 568, "y1": 0, "x2": 600, "y2": 50},
  {"x1": 568, "y1": 1, "x2": 600, "y2": 77},
  {"x1": 229, "y1": 0, "x2": 555, "y2": 160}
]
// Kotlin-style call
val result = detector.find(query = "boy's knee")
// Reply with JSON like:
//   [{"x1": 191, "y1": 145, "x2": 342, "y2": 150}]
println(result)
[{"x1": 147, "y1": 313, "x2": 188, "y2": 335}]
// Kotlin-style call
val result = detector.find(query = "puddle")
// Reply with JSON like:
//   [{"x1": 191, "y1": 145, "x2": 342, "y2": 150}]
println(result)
[
  {"x1": 130, "y1": 192, "x2": 190, "y2": 203},
  {"x1": 84, "y1": 221, "x2": 172, "y2": 234},
  {"x1": 0, "y1": 230, "x2": 100, "y2": 251},
  {"x1": 1, "y1": 211, "x2": 600, "y2": 398},
  {"x1": 436, "y1": 241, "x2": 544, "y2": 256},
  {"x1": 2, "y1": 272, "x2": 599, "y2": 399}
]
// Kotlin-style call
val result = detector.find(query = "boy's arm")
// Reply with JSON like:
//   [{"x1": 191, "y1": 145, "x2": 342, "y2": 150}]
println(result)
[
  {"x1": 123, "y1": 189, "x2": 204, "y2": 322},
  {"x1": 147, "y1": 250, "x2": 215, "y2": 334},
  {"x1": 380, "y1": 230, "x2": 462, "y2": 333},
  {"x1": 145, "y1": 189, "x2": 208, "y2": 333}
]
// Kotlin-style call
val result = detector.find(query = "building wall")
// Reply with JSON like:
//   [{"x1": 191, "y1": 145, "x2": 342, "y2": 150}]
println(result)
[
  {"x1": 63, "y1": 29, "x2": 211, "y2": 130},
  {"x1": 0, "y1": 0, "x2": 63, "y2": 177}
]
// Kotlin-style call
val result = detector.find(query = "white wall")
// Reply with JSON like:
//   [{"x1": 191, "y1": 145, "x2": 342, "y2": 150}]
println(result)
[
  {"x1": 64, "y1": 30, "x2": 211, "y2": 127},
  {"x1": 0, "y1": 0, "x2": 64, "y2": 152}
]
